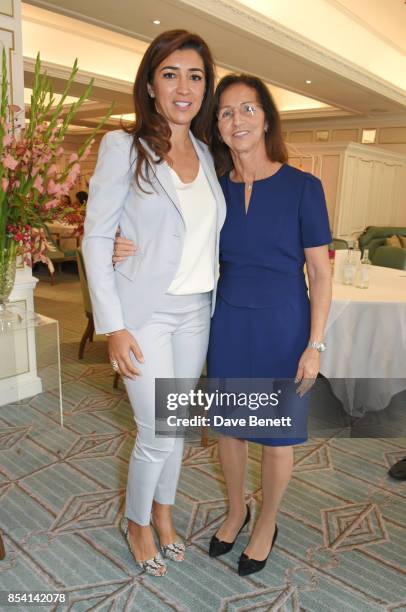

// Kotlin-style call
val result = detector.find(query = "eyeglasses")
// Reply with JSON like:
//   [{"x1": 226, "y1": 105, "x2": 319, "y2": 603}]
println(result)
[{"x1": 217, "y1": 102, "x2": 263, "y2": 122}]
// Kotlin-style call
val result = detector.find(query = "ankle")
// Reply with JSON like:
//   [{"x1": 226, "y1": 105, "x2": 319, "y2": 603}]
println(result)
[
  {"x1": 128, "y1": 520, "x2": 150, "y2": 535},
  {"x1": 228, "y1": 503, "x2": 248, "y2": 518},
  {"x1": 152, "y1": 504, "x2": 173, "y2": 525}
]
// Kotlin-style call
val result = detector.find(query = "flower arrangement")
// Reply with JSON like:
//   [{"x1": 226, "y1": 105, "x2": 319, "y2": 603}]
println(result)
[{"x1": 0, "y1": 48, "x2": 112, "y2": 276}]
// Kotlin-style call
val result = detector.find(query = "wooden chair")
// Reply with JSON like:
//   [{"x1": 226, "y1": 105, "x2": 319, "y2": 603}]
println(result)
[
  {"x1": 76, "y1": 248, "x2": 120, "y2": 388},
  {"x1": 0, "y1": 530, "x2": 5, "y2": 560}
]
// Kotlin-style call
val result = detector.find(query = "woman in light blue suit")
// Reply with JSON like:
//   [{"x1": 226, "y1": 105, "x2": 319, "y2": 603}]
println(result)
[{"x1": 82, "y1": 30, "x2": 226, "y2": 576}]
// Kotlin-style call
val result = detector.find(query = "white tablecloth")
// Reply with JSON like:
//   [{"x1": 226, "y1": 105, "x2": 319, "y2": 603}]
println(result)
[{"x1": 320, "y1": 265, "x2": 406, "y2": 415}]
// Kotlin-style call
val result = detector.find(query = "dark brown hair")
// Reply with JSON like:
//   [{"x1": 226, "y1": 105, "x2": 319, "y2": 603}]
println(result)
[
  {"x1": 209, "y1": 74, "x2": 288, "y2": 176},
  {"x1": 124, "y1": 30, "x2": 215, "y2": 189}
]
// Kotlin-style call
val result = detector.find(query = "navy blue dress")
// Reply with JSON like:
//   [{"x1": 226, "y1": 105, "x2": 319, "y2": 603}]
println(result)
[{"x1": 207, "y1": 164, "x2": 332, "y2": 446}]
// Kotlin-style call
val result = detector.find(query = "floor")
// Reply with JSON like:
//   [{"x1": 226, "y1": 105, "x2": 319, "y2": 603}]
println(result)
[{"x1": 0, "y1": 268, "x2": 405, "y2": 611}]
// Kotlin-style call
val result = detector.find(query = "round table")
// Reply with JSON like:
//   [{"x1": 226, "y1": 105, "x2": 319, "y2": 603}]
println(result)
[{"x1": 320, "y1": 265, "x2": 406, "y2": 416}]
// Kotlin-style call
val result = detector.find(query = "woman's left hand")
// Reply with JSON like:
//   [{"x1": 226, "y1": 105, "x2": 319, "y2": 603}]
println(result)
[{"x1": 294, "y1": 347, "x2": 320, "y2": 397}]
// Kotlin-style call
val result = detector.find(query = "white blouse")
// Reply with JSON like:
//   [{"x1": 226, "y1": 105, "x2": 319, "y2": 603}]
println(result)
[{"x1": 167, "y1": 163, "x2": 217, "y2": 295}]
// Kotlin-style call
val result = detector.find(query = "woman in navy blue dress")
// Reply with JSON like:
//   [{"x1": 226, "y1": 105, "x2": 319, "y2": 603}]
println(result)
[{"x1": 207, "y1": 75, "x2": 332, "y2": 576}]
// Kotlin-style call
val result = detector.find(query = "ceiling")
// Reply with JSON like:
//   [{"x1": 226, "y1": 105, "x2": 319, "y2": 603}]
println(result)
[
  {"x1": 331, "y1": 0, "x2": 406, "y2": 55},
  {"x1": 22, "y1": 0, "x2": 406, "y2": 131}
]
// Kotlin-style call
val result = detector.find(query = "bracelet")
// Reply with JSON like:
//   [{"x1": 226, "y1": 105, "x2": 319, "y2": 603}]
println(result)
[
  {"x1": 308, "y1": 341, "x2": 326, "y2": 353},
  {"x1": 105, "y1": 330, "x2": 124, "y2": 337}
]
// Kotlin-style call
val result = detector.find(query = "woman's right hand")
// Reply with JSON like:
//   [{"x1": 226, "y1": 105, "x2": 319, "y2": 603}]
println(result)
[
  {"x1": 108, "y1": 329, "x2": 144, "y2": 379},
  {"x1": 113, "y1": 235, "x2": 137, "y2": 265}
]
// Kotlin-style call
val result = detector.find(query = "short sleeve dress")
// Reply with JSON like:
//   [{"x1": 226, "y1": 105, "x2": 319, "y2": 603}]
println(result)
[{"x1": 207, "y1": 163, "x2": 332, "y2": 446}]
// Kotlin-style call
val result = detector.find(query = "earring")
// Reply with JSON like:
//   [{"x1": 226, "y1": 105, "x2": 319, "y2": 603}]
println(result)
[{"x1": 147, "y1": 86, "x2": 155, "y2": 98}]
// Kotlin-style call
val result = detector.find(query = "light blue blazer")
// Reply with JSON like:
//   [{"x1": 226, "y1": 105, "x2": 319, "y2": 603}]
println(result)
[{"x1": 82, "y1": 129, "x2": 227, "y2": 334}]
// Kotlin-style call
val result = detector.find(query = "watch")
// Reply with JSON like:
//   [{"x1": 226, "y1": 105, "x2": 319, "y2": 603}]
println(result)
[{"x1": 308, "y1": 341, "x2": 326, "y2": 353}]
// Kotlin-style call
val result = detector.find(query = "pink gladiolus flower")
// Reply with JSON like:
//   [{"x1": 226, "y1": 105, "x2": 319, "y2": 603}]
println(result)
[
  {"x1": 1, "y1": 178, "x2": 9, "y2": 191},
  {"x1": 67, "y1": 173, "x2": 77, "y2": 185},
  {"x1": 69, "y1": 153, "x2": 78, "y2": 163},
  {"x1": 82, "y1": 145, "x2": 92, "y2": 158},
  {"x1": 3, "y1": 134, "x2": 12, "y2": 146},
  {"x1": 56, "y1": 146, "x2": 64, "y2": 156},
  {"x1": 42, "y1": 153, "x2": 52, "y2": 164},
  {"x1": 47, "y1": 179, "x2": 57, "y2": 195},
  {"x1": 3, "y1": 154, "x2": 18, "y2": 170},
  {"x1": 54, "y1": 183, "x2": 64, "y2": 195},
  {"x1": 47, "y1": 164, "x2": 57, "y2": 176},
  {"x1": 33, "y1": 175, "x2": 44, "y2": 193}
]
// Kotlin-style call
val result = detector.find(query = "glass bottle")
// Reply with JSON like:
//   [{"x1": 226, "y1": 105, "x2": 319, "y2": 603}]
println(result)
[
  {"x1": 355, "y1": 249, "x2": 371, "y2": 288},
  {"x1": 343, "y1": 244, "x2": 356, "y2": 285}
]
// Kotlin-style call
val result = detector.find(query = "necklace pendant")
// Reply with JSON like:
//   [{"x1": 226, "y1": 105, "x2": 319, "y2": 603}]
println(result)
[{"x1": 247, "y1": 183, "x2": 253, "y2": 190}]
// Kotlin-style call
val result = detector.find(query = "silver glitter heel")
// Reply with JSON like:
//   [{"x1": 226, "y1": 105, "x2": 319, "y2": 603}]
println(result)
[{"x1": 120, "y1": 517, "x2": 167, "y2": 576}]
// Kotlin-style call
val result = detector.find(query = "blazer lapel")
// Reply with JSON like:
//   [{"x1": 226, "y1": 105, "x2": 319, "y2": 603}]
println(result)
[
  {"x1": 139, "y1": 134, "x2": 226, "y2": 230},
  {"x1": 139, "y1": 138, "x2": 184, "y2": 223}
]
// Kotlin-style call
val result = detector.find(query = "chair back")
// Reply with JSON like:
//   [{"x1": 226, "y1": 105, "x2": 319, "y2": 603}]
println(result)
[
  {"x1": 76, "y1": 248, "x2": 93, "y2": 315},
  {"x1": 331, "y1": 238, "x2": 348, "y2": 250}
]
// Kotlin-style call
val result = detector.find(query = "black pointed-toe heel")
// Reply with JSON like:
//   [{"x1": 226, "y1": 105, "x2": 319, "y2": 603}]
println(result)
[
  {"x1": 238, "y1": 524, "x2": 278, "y2": 577},
  {"x1": 209, "y1": 505, "x2": 251, "y2": 558}
]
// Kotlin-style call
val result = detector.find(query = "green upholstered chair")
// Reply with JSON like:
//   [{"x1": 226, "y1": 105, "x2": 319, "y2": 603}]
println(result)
[
  {"x1": 331, "y1": 238, "x2": 348, "y2": 250},
  {"x1": 358, "y1": 226, "x2": 406, "y2": 270},
  {"x1": 45, "y1": 225, "x2": 81, "y2": 284},
  {"x1": 76, "y1": 248, "x2": 120, "y2": 388}
]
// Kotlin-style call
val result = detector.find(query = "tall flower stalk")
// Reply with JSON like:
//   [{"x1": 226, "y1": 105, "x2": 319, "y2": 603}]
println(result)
[{"x1": 0, "y1": 48, "x2": 113, "y2": 270}]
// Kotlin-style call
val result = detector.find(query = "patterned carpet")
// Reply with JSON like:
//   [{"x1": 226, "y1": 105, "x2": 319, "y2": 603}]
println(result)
[{"x1": 0, "y1": 272, "x2": 405, "y2": 611}]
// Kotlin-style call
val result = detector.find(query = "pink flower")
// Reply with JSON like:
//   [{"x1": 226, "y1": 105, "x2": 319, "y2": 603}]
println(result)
[
  {"x1": 2, "y1": 154, "x2": 18, "y2": 170},
  {"x1": 56, "y1": 146, "x2": 64, "y2": 156},
  {"x1": 33, "y1": 175, "x2": 44, "y2": 194},
  {"x1": 41, "y1": 153, "x2": 52, "y2": 164},
  {"x1": 1, "y1": 178, "x2": 9, "y2": 191},
  {"x1": 3, "y1": 134, "x2": 12, "y2": 146},
  {"x1": 47, "y1": 164, "x2": 57, "y2": 176},
  {"x1": 69, "y1": 153, "x2": 78, "y2": 163},
  {"x1": 47, "y1": 179, "x2": 58, "y2": 195},
  {"x1": 82, "y1": 145, "x2": 93, "y2": 158},
  {"x1": 44, "y1": 199, "x2": 59, "y2": 210}
]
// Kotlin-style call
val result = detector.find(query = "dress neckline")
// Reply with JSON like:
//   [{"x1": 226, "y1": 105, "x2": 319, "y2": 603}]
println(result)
[{"x1": 228, "y1": 163, "x2": 286, "y2": 186}]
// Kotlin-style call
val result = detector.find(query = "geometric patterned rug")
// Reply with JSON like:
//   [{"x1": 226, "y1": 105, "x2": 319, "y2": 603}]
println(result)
[{"x1": 0, "y1": 276, "x2": 405, "y2": 611}]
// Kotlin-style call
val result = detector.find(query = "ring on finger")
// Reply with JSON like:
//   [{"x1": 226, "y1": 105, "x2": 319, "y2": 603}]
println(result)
[{"x1": 110, "y1": 359, "x2": 120, "y2": 371}]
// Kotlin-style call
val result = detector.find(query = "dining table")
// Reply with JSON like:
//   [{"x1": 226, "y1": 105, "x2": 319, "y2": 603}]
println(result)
[
  {"x1": 45, "y1": 221, "x2": 81, "y2": 251},
  {"x1": 320, "y1": 263, "x2": 406, "y2": 418}
]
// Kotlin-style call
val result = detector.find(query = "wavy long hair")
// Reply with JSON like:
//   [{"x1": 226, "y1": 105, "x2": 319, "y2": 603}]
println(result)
[
  {"x1": 124, "y1": 30, "x2": 215, "y2": 189},
  {"x1": 209, "y1": 74, "x2": 288, "y2": 177}
]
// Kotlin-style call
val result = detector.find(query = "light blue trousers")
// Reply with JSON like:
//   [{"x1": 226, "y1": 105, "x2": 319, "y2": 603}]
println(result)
[{"x1": 123, "y1": 292, "x2": 211, "y2": 525}]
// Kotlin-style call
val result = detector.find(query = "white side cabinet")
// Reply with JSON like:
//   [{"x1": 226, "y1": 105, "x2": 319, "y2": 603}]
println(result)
[
  {"x1": 0, "y1": 267, "x2": 42, "y2": 404},
  {"x1": 288, "y1": 142, "x2": 406, "y2": 240}
]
